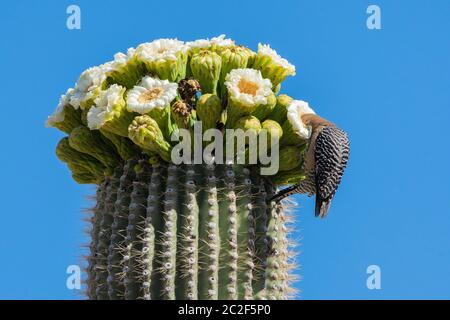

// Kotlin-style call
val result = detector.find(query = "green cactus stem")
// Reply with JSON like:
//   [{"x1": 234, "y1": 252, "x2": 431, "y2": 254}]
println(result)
[
  {"x1": 94, "y1": 168, "x2": 122, "y2": 299},
  {"x1": 107, "y1": 158, "x2": 137, "y2": 299},
  {"x1": 85, "y1": 162, "x2": 294, "y2": 300},
  {"x1": 175, "y1": 164, "x2": 199, "y2": 300},
  {"x1": 123, "y1": 160, "x2": 149, "y2": 299},
  {"x1": 265, "y1": 186, "x2": 291, "y2": 299}
]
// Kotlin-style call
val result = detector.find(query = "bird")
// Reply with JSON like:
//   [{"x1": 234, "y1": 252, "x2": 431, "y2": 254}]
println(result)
[{"x1": 271, "y1": 113, "x2": 350, "y2": 218}]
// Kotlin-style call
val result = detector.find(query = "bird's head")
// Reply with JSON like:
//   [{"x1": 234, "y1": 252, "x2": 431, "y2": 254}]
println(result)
[{"x1": 285, "y1": 100, "x2": 335, "y2": 142}]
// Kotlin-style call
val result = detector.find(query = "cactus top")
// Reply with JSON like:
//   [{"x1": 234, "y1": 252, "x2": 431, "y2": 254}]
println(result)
[{"x1": 46, "y1": 35, "x2": 318, "y2": 186}]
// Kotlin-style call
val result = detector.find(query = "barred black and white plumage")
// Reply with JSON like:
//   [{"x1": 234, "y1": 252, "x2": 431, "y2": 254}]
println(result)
[
  {"x1": 314, "y1": 126, "x2": 349, "y2": 218},
  {"x1": 270, "y1": 115, "x2": 350, "y2": 218}
]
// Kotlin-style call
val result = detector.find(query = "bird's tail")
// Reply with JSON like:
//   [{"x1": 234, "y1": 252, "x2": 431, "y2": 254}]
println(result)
[{"x1": 315, "y1": 198, "x2": 331, "y2": 218}]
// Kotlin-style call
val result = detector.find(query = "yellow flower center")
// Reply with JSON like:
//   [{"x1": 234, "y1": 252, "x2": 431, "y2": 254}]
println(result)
[
  {"x1": 138, "y1": 87, "x2": 163, "y2": 103},
  {"x1": 238, "y1": 79, "x2": 259, "y2": 96}
]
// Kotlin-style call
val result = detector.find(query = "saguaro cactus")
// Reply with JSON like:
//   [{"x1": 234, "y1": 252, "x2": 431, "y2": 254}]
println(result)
[{"x1": 47, "y1": 35, "x2": 315, "y2": 300}]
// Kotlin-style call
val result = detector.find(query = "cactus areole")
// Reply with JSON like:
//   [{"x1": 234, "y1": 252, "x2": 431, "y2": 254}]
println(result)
[{"x1": 47, "y1": 36, "x2": 328, "y2": 300}]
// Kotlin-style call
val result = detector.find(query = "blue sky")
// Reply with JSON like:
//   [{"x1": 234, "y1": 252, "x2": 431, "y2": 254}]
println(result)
[{"x1": 0, "y1": 0, "x2": 449, "y2": 299}]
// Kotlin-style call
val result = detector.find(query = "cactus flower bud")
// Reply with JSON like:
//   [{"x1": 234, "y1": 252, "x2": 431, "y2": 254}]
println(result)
[
  {"x1": 196, "y1": 94, "x2": 223, "y2": 132},
  {"x1": 56, "y1": 137, "x2": 107, "y2": 181},
  {"x1": 278, "y1": 146, "x2": 303, "y2": 172},
  {"x1": 69, "y1": 126, "x2": 120, "y2": 169},
  {"x1": 128, "y1": 115, "x2": 172, "y2": 162},
  {"x1": 267, "y1": 94, "x2": 293, "y2": 124},
  {"x1": 251, "y1": 92, "x2": 277, "y2": 121},
  {"x1": 100, "y1": 129, "x2": 138, "y2": 160},
  {"x1": 71, "y1": 168, "x2": 101, "y2": 184},
  {"x1": 260, "y1": 119, "x2": 283, "y2": 150},
  {"x1": 233, "y1": 115, "x2": 261, "y2": 135},
  {"x1": 190, "y1": 50, "x2": 222, "y2": 94},
  {"x1": 218, "y1": 46, "x2": 252, "y2": 95}
]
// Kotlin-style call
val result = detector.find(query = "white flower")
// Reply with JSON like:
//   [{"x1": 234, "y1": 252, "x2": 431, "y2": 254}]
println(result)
[
  {"x1": 69, "y1": 66, "x2": 108, "y2": 108},
  {"x1": 103, "y1": 48, "x2": 136, "y2": 72},
  {"x1": 87, "y1": 84, "x2": 124, "y2": 130},
  {"x1": 211, "y1": 34, "x2": 235, "y2": 47},
  {"x1": 126, "y1": 76, "x2": 178, "y2": 114},
  {"x1": 45, "y1": 89, "x2": 74, "y2": 127},
  {"x1": 136, "y1": 38, "x2": 187, "y2": 62},
  {"x1": 225, "y1": 68, "x2": 273, "y2": 106},
  {"x1": 258, "y1": 43, "x2": 296, "y2": 75},
  {"x1": 286, "y1": 100, "x2": 316, "y2": 139},
  {"x1": 187, "y1": 34, "x2": 235, "y2": 50}
]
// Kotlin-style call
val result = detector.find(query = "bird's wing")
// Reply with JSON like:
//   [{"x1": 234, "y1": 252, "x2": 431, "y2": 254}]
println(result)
[{"x1": 314, "y1": 126, "x2": 350, "y2": 217}]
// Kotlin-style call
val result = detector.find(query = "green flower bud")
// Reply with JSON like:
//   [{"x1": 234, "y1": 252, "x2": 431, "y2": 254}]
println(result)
[
  {"x1": 218, "y1": 46, "x2": 251, "y2": 96},
  {"x1": 69, "y1": 126, "x2": 120, "y2": 169},
  {"x1": 196, "y1": 94, "x2": 223, "y2": 132},
  {"x1": 241, "y1": 46, "x2": 257, "y2": 68},
  {"x1": 232, "y1": 116, "x2": 261, "y2": 156},
  {"x1": 279, "y1": 146, "x2": 303, "y2": 172},
  {"x1": 233, "y1": 115, "x2": 261, "y2": 134},
  {"x1": 267, "y1": 94, "x2": 293, "y2": 124},
  {"x1": 190, "y1": 50, "x2": 222, "y2": 94},
  {"x1": 56, "y1": 137, "x2": 106, "y2": 182},
  {"x1": 100, "y1": 129, "x2": 138, "y2": 160},
  {"x1": 146, "y1": 105, "x2": 174, "y2": 141},
  {"x1": 251, "y1": 92, "x2": 277, "y2": 121},
  {"x1": 260, "y1": 119, "x2": 283, "y2": 149},
  {"x1": 280, "y1": 121, "x2": 304, "y2": 146},
  {"x1": 128, "y1": 115, "x2": 172, "y2": 162}
]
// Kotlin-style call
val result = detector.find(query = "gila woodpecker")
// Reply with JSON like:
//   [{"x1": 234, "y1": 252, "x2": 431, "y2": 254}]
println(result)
[{"x1": 272, "y1": 111, "x2": 350, "y2": 218}]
